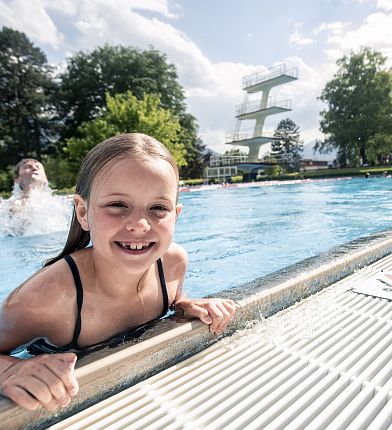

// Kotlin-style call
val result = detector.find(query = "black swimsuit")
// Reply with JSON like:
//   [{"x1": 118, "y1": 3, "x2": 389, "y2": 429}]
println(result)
[{"x1": 22, "y1": 255, "x2": 169, "y2": 358}]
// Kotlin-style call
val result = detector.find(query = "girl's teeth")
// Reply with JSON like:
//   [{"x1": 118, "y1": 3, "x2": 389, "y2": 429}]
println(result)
[{"x1": 120, "y1": 242, "x2": 149, "y2": 250}]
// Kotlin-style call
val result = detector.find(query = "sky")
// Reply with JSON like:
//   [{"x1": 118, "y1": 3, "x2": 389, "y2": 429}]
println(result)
[{"x1": 1, "y1": 0, "x2": 392, "y2": 158}]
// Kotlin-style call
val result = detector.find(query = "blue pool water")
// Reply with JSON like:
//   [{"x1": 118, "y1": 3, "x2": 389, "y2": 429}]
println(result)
[{"x1": 1, "y1": 177, "x2": 392, "y2": 299}]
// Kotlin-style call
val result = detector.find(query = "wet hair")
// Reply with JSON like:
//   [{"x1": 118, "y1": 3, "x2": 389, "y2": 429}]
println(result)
[
  {"x1": 14, "y1": 158, "x2": 41, "y2": 178},
  {"x1": 44, "y1": 133, "x2": 179, "y2": 266}
]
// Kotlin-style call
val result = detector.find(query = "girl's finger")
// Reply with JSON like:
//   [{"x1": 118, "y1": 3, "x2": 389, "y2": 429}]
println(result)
[
  {"x1": 222, "y1": 299, "x2": 237, "y2": 319},
  {"x1": 34, "y1": 365, "x2": 71, "y2": 407},
  {"x1": 6, "y1": 374, "x2": 59, "y2": 410},
  {"x1": 212, "y1": 302, "x2": 232, "y2": 334},
  {"x1": 1, "y1": 385, "x2": 41, "y2": 411},
  {"x1": 205, "y1": 303, "x2": 224, "y2": 334},
  {"x1": 45, "y1": 354, "x2": 79, "y2": 396},
  {"x1": 186, "y1": 304, "x2": 213, "y2": 324}
]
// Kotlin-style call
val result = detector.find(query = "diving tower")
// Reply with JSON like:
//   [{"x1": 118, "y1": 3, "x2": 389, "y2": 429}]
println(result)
[
  {"x1": 205, "y1": 64, "x2": 298, "y2": 181},
  {"x1": 205, "y1": 64, "x2": 298, "y2": 182},
  {"x1": 228, "y1": 64, "x2": 298, "y2": 162}
]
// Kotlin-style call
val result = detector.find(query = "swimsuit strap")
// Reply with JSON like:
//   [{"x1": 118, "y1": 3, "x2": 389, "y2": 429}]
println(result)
[
  {"x1": 157, "y1": 258, "x2": 169, "y2": 316},
  {"x1": 63, "y1": 256, "x2": 168, "y2": 349},
  {"x1": 63, "y1": 255, "x2": 83, "y2": 348}
]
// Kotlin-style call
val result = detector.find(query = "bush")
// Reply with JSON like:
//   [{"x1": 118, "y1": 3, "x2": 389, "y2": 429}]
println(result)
[
  {"x1": 43, "y1": 156, "x2": 77, "y2": 190},
  {"x1": 0, "y1": 167, "x2": 14, "y2": 192},
  {"x1": 263, "y1": 165, "x2": 283, "y2": 177}
]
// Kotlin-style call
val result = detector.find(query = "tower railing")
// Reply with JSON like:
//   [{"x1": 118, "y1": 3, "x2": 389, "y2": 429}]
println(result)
[
  {"x1": 225, "y1": 127, "x2": 276, "y2": 143},
  {"x1": 209, "y1": 154, "x2": 249, "y2": 167},
  {"x1": 235, "y1": 98, "x2": 292, "y2": 117},
  {"x1": 242, "y1": 65, "x2": 298, "y2": 89}
]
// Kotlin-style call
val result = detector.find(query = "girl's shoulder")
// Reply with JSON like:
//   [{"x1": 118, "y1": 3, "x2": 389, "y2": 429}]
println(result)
[
  {"x1": 161, "y1": 242, "x2": 188, "y2": 281},
  {"x1": 0, "y1": 258, "x2": 77, "y2": 352},
  {"x1": 163, "y1": 242, "x2": 188, "y2": 265},
  {"x1": 6, "y1": 258, "x2": 74, "y2": 306}
]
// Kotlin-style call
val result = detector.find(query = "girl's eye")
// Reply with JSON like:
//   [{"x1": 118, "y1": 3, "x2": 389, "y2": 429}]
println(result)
[
  {"x1": 108, "y1": 202, "x2": 127, "y2": 208},
  {"x1": 151, "y1": 205, "x2": 169, "y2": 213}
]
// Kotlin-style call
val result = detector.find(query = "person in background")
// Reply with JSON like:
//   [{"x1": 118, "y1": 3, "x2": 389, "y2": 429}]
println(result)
[{"x1": 13, "y1": 159, "x2": 49, "y2": 197}]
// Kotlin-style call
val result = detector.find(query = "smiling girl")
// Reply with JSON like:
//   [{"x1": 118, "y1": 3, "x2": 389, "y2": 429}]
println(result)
[{"x1": 0, "y1": 133, "x2": 236, "y2": 411}]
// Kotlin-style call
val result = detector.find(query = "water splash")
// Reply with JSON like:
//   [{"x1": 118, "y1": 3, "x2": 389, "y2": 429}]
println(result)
[{"x1": 0, "y1": 186, "x2": 72, "y2": 237}]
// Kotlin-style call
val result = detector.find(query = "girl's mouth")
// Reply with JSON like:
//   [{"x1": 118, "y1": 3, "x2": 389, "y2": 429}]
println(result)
[{"x1": 115, "y1": 241, "x2": 154, "y2": 253}]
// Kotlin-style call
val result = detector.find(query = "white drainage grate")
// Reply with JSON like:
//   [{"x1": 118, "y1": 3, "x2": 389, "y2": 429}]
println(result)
[{"x1": 50, "y1": 255, "x2": 392, "y2": 430}]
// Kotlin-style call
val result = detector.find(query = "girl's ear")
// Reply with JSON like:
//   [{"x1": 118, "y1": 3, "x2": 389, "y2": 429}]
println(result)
[
  {"x1": 74, "y1": 195, "x2": 89, "y2": 231},
  {"x1": 175, "y1": 204, "x2": 183, "y2": 221}
]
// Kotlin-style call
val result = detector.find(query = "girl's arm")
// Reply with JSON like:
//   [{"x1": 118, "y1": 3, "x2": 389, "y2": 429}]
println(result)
[
  {"x1": 0, "y1": 268, "x2": 79, "y2": 411},
  {"x1": 167, "y1": 244, "x2": 237, "y2": 334}
]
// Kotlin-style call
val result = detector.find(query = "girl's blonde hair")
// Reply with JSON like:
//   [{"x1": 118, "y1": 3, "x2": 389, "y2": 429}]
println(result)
[{"x1": 45, "y1": 133, "x2": 179, "y2": 266}]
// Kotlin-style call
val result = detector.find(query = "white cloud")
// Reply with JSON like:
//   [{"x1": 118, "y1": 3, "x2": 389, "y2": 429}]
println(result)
[
  {"x1": 289, "y1": 22, "x2": 313, "y2": 47},
  {"x1": 200, "y1": 128, "x2": 228, "y2": 154},
  {"x1": 42, "y1": 0, "x2": 78, "y2": 15},
  {"x1": 377, "y1": 0, "x2": 392, "y2": 11},
  {"x1": 60, "y1": 0, "x2": 217, "y2": 91},
  {"x1": 289, "y1": 31, "x2": 314, "y2": 47},
  {"x1": 313, "y1": 21, "x2": 349, "y2": 36},
  {"x1": 128, "y1": 0, "x2": 180, "y2": 19},
  {"x1": 316, "y1": 12, "x2": 392, "y2": 63},
  {"x1": 0, "y1": 0, "x2": 64, "y2": 48}
]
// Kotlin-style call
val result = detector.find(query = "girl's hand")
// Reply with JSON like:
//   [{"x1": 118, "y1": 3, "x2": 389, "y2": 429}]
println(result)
[
  {"x1": 0, "y1": 353, "x2": 79, "y2": 411},
  {"x1": 174, "y1": 298, "x2": 236, "y2": 335}
]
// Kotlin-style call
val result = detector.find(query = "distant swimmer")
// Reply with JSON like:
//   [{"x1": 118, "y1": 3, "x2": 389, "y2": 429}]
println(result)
[
  {"x1": 12, "y1": 158, "x2": 49, "y2": 198},
  {"x1": 8, "y1": 158, "x2": 50, "y2": 213},
  {"x1": 1, "y1": 159, "x2": 70, "y2": 236}
]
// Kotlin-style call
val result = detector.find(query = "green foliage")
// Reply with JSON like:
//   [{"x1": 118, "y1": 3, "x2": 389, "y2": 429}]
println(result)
[
  {"x1": 0, "y1": 26, "x2": 57, "y2": 168},
  {"x1": 42, "y1": 156, "x2": 77, "y2": 190},
  {"x1": 57, "y1": 44, "x2": 204, "y2": 178},
  {"x1": 263, "y1": 165, "x2": 283, "y2": 177},
  {"x1": 177, "y1": 113, "x2": 206, "y2": 179},
  {"x1": 272, "y1": 118, "x2": 303, "y2": 172},
  {"x1": 319, "y1": 47, "x2": 392, "y2": 166},
  {"x1": 181, "y1": 178, "x2": 204, "y2": 186},
  {"x1": 0, "y1": 166, "x2": 14, "y2": 192},
  {"x1": 58, "y1": 45, "x2": 187, "y2": 138},
  {"x1": 366, "y1": 133, "x2": 392, "y2": 164},
  {"x1": 64, "y1": 91, "x2": 186, "y2": 173}
]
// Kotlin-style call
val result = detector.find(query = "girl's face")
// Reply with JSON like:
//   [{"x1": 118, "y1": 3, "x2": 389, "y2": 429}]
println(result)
[{"x1": 75, "y1": 155, "x2": 181, "y2": 272}]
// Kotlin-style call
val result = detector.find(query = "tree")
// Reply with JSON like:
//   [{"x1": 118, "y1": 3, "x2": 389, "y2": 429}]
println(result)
[
  {"x1": 64, "y1": 91, "x2": 186, "y2": 179},
  {"x1": 272, "y1": 118, "x2": 303, "y2": 171},
  {"x1": 177, "y1": 113, "x2": 206, "y2": 179},
  {"x1": 57, "y1": 45, "x2": 187, "y2": 138},
  {"x1": 318, "y1": 47, "x2": 392, "y2": 166},
  {"x1": 57, "y1": 44, "x2": 204, "y2": 178},
  {"x1": 0, "y1": 27, "x2": 57, "y2": 169}
]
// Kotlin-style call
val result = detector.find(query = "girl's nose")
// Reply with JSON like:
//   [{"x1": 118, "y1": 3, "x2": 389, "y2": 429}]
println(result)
[{"x1": 125, "y1": 215, "x2": 151, "y2": 232}]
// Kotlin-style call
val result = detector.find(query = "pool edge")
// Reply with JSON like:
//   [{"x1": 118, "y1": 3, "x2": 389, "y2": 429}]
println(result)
[{"x1": 2, "y1": 228, "x2": 392, "y2": 429}]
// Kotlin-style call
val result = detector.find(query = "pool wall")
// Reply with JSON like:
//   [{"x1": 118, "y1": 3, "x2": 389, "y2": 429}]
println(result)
[{"x1": 2, "y1": 228, "x2": 392, "y2": 429}]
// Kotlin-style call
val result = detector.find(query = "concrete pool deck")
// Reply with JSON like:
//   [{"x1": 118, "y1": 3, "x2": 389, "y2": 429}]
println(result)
[{"x1": 2, "y1": 229, "x2": 392, "y2": 429}]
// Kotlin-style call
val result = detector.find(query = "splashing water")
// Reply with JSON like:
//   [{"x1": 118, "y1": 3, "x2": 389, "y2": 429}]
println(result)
[{"x1": 0, "y1": 186, "x2": 72, "y2": 237}]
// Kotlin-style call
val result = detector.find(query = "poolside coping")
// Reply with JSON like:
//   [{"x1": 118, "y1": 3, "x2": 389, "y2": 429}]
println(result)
[{"x1": 1, "y1": 228, "x2": 392, "y2": 429}]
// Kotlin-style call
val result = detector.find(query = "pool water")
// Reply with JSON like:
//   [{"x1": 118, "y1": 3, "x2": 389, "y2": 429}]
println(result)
[{"x1": 1, "y1": 177, "x2": 392, "y2": 299}]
